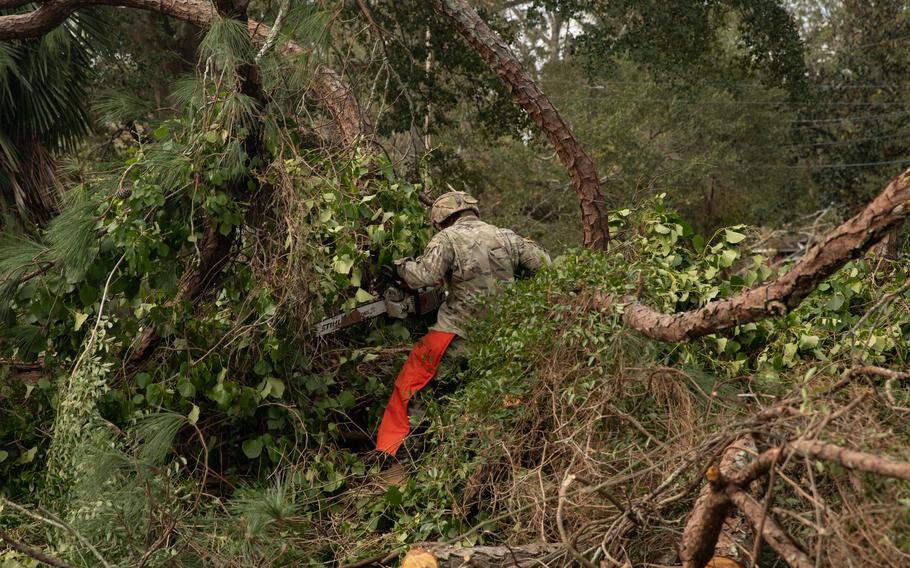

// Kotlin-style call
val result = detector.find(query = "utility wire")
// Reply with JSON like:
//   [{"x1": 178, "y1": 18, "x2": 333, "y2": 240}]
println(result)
[
  {"x1": 540, "y1": 78, "x2": 910, "y2": 90},
  {"x1": 766, "y1": 132, "x2": 910, "y2": 149},
  {"x1": 699, "y1": 158, "x2": 910, "y2": 171},
  {"x1": 550, "y1": 95, "x2": 909, "y2": 107}
]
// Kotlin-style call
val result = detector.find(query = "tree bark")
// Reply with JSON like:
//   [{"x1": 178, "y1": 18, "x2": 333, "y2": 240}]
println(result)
[
  {"x1": 616, "y1": 166, "x2": 910, "y2": 342},
  {"x1": 127, "y1": 216, "x2": 232, "y2": 366},
  {"x1": 726, "y1": 488, "x2": 813, "y2": 568},
  {"x1": 402, "y1": 543, "x2": 562, "y2": 567},
  {"x1": 0, "y1": 0, "x2": 374, "y2": 149},
  {"x1": 428, "y1": 0, "x2": 610, "y2": 251},
  {"x1": 680, "y1": 436, "x2": 757, "y2": 568}
]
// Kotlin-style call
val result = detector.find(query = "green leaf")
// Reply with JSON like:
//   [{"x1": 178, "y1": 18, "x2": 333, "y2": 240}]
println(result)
[
  {"x1": 242, "y1": 438, "x2": 263, "y2": 459},
  {"x1": 826, "y1": 293, "x2": 846, "y2": 311},
  {"x1": 354, "y1": 289, "x2": 374, "y2": 303},
  {"x1": 204, "y1": 130, "x2": 220, "y2": 143},
  {"x1": 153, "y1": 125, "x2": 169, "y2": 140},
  {"x1": 692, "y1": 234, "x2": 705, "y2": 251},
  {"x1": 350, "y1": 266, "x2": 362, "y2": 288},
  {"x1": 266, "y1": 377, "x2": 285, "y2": 399},
  {"x1": 136, "y1": 372, "x2": 152, "y2": 389},
  {"x1": 719, "y1": 249, "x2": 738, "y2": 267},
  {"x1": 799, "y1": 334, "x2": 820, "y2": 350},
  {"x1": 16, "y1": 446, "x2": 36, "y2": 465},
  {"x1": 725, "y1": 229, "x2": 747, "y2": 244},
  {"x1": 187, "y1": 404, "x2": 200, "y2": 425},
  {"x1": 253, "y1": 359, "x2": 272, "y2": 376},
  {"x1": 333, "y1": 255, "x2": 354, "y2": 275},
  {"x1": 73, "y1": 311, "x2": 89, "y2": 331},
  {"x1": 385, "y1": 485, "x2": 403, "y2": 506},
  {"x1": 178, "y1": 381, "x2": 196, "y2": 398},
  {"x1": 0, "y1": 450, "x2": 8, "y2": 463}
]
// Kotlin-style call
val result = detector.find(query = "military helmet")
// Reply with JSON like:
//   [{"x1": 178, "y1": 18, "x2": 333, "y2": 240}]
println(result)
[{"x1": 430, "y1": 191, "x2": 479, "y2": 228}]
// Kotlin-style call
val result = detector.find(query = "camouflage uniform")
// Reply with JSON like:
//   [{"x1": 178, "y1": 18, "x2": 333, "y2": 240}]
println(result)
[{"x1": 395, "y1": 215, "x2": 551, "y2": 339}]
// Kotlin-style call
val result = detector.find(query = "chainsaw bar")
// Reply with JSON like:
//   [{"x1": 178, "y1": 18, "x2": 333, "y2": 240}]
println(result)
[{"x1": 315, "y1": 298, "x2": 387, "y2": 337}]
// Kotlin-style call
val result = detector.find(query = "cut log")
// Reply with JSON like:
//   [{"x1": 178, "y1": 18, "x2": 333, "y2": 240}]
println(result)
[{"x1": 402, "y1": 543, "x2": 561, "y2": 568}]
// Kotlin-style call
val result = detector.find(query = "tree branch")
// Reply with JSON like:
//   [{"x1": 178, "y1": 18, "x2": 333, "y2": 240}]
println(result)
[
  {"x1": 0, "y1": 0, "x2": 374, "y2": 149},
  {"x1": 616, "y1": 166, "x2": 910, "y2": 341},
  {"x1": 0, "y1": 0, "x2": 38, "y2": 10},
  {"x1": 0, "y1": 528, "x2": 75, "y2": 568},
  {"x1": 726, "y1": 487, "x2": 814, "y2": 568},
  {"x1": 428, "y1": 0, "x2": 610, "y2": 250}
]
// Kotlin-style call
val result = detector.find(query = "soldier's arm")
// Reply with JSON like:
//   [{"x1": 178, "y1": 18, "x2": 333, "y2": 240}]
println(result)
[
  {"x1": 395, "y1": 233, "x2": 455, "y2": 288},
  {"x1": 512, "y1": 233, "x2": 550, "y2": 275}
]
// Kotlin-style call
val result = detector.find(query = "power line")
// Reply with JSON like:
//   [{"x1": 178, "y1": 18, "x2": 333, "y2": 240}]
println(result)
[
  {"x1": 789, "y1": 109, "x2": 910, "y2": 125},
  {"x1": 772, "y1": 132, "x2": 910, "y2": 148},
  {"x1": 550, "y1": 95, "x2": 909, "y2": 107},
  {"x1": 729, "y1": 157, "x2": 910, "y2": 170},
  {"x1": 539, "y1": 78, "x2": 910, "y2": 90}
]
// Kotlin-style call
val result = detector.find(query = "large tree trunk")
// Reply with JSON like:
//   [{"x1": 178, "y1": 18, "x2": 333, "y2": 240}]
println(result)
[
  {"x1": 614, "y1": 166, "x2": 910, "y2": 342},
  {"x1": 428, "y1": 0, "x2": 610, "y2": 251}
]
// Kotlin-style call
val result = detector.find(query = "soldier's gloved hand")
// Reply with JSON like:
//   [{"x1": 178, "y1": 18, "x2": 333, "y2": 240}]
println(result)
[{"x1": 379, "y1": 263, "x2": 399, "y2": 286}]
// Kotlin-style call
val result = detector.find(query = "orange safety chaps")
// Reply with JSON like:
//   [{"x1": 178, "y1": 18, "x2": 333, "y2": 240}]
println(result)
[{"x1": 375, "y1": 330, "x2": 456, "y2": 456}]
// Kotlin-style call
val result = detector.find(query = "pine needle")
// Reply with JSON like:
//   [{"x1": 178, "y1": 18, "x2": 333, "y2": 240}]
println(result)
[
  {"x1": 46, "y1": 187, "x2": 98, "y2": 283},
  {"x1": 131, "y1": 412, "x2": 186, "y2": 466}
]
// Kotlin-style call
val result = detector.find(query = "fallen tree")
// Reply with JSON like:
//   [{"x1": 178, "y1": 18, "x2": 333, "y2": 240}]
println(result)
[
  {"x1": 0, "y1": 0, "x2": 379, "y2": 370},
  {"x1": 614, "y1": 165, "x2": 910, "y2": 341}
]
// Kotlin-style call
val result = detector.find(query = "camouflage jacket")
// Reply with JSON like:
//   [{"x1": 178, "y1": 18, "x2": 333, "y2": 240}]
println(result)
[{"x1": 396, "y1": 216, "x2": 550, "y2": 338}]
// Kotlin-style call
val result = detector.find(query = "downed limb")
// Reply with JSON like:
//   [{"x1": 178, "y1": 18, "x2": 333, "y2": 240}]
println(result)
[
  {"x1": 684, "y1": 415, "x2": 910, "y2": 568},
  {"x1": 428, "y1": 0, "x2": 610, "y2": 251},
  {"x1": 680, "y1": 436, "x2": 757, "y2": 568},
  {"x1": 726, "y1": 488, "x2": 813, "y2": 568},
  {"x1": 401, "y1": 543, "x2": 561, "y2": 568},
  {"x1": 613, "y1": 166, "x2": 910, "y2": 342},
  {"x1": 0, "y1": 528, "x2": 74, "y2": 568}
]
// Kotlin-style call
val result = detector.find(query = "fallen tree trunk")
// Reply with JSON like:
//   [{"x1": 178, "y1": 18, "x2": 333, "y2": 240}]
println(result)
[
  {"x1": 402, "y1": 543, "x2": 562, "y2": 568},
  {"x1": 616, "y1": 166, "x2": 910, "y2": 342},
  {"x1": 428, "y1": 0, "x2": 610, "y2": 251}
]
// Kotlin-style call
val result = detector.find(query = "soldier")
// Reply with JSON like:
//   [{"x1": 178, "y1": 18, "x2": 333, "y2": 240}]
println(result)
[{"x1": 374, "y1": 191, "x2": 550, "y2": 460}]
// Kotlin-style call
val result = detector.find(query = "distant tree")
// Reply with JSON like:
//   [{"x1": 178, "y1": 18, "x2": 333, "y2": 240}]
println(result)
[{"x1": 793, "y1": 0, "x2": 910, "y2": 210}]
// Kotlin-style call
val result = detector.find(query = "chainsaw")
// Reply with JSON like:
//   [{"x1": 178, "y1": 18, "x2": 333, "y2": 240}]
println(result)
[{"x1": 315, "y1": 279, "x2": 445, "y2": 337}]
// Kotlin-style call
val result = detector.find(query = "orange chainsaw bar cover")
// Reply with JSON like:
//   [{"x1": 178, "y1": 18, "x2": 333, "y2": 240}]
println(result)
[{"x1": 376, "y1": 330, "x2": 456, "y2": 456}]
